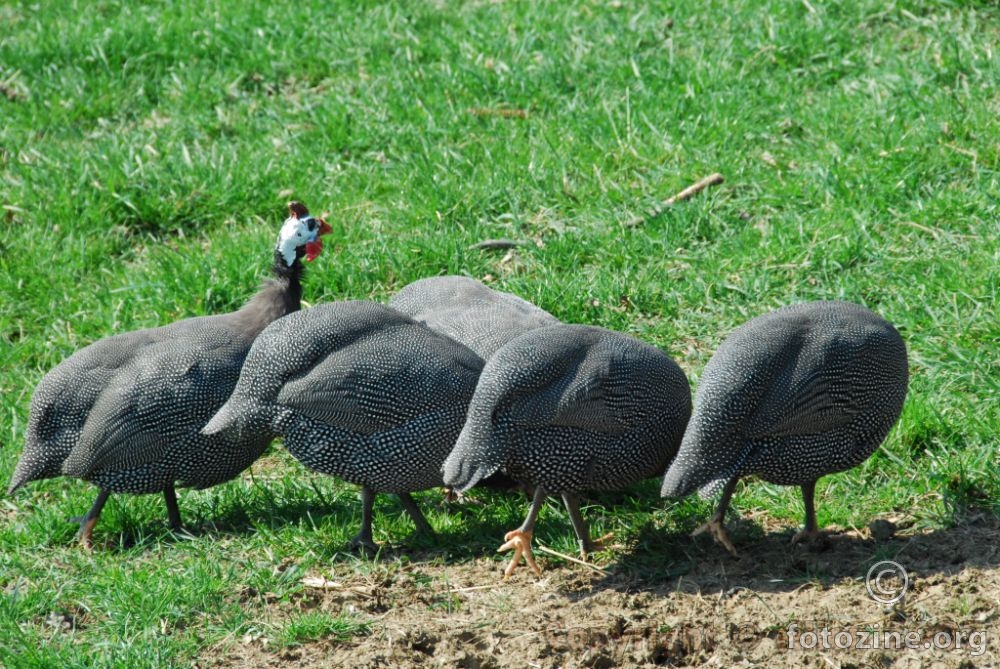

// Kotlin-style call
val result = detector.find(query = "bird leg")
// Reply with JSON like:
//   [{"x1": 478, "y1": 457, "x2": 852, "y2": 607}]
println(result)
[
  {"x1": 164, "y1": 486, "x2": 183, "y2": 531},
  {"x1": 498, "y1": 486, "x2": 547, "y2": 578},
  {"x1": 73, "y1": 489, "x2": 111, "y2": 550},
  {"x1": 348, "y1": 486, "x2": 379, "y2": 555},
  {"x1": 398, "y1": 492, "x2": 435, "y2": 537},
  {"x1": 791, "y1": 480, "x2": 822, "y2": 545},
  {"x1": 692, "y1": 477, "x2": 740, "y2": 557},
  {"x1": 561, "y1": 492, "x2": 613, "y2": 559}
]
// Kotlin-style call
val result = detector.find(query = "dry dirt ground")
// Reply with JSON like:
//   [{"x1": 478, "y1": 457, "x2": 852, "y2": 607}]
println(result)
[{"x1": 201, "y1": 514, "x2": 999, "y2": 669}]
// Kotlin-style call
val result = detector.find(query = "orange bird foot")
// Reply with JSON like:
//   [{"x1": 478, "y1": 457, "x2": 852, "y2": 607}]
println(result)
[
  {"x1": 581, "y1": 532, "x2": 616, "y2": 560},
  {"x1": 498, "y1": 529, "x2": 541, "y2": 578},
  {"x1": 692, "y1": 518, "x2": 739, "y2": 558}
]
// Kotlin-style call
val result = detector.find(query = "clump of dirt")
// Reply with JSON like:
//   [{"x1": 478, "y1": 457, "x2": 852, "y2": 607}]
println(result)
[{"x1": 202, "y1": 517, "x2": 999, "y2": 668}]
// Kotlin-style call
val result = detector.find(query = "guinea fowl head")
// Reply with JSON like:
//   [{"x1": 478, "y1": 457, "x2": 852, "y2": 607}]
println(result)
[{"x1": 275, "y1": 201, "x2": 333, "y2": 268}]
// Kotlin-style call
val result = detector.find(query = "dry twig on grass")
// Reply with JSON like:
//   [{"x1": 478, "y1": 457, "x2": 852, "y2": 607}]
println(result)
[
  {"x1": 535, "y1": 544, "x2": 609, "y2": 574},
  {"x1": 625, "y1": 172, "x2": 725, "y2": 227}
]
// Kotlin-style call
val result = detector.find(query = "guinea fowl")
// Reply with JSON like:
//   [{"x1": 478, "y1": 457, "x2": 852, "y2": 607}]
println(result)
[
  {"x1": 390, "y1": 275, "x2": 561, "y2": 495},
  {"x1": 8, "y1": 202, "x2": 331, "y2": 548},
  {"x1": 201, "y1": 300, "x2": 485, "y2": 552},
  {"x1": 389, "y1": 275, "x2": 559, "y2": 359},
  {"x1": 660, "y1": 301, "x2": 908, "y2": 556},
  {"x1": 442, "y1": 324, "x2": 692, "y2": 577}
]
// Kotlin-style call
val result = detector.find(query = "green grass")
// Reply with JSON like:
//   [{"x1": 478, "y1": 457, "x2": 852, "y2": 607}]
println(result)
[
  {"x1": 1, "y1": 0, "x2": 998, "y2": 666},
  {"x1": 278, "y1": 611, "x2": 370, "y2": 647}
]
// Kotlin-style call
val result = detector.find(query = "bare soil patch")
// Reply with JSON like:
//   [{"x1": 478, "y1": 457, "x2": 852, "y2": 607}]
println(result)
[{"x1": 201, "y1": 515, "x2": 999, "y2": 668}]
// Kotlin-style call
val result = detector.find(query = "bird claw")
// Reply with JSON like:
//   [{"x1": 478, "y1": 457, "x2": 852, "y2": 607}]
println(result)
[
  {"x1": 498, "y1": 529, "x2": 541, "y2": 578},
  {"x1": 348, "y1": 534, "x2": 380, "y2": 557},
  {"x1": 581, "y1": 532, "x2": 615, "y2": 560},
  {"x1": 441, "y1": 488, "x2": 484, "y2": 508},
  {"x1": 791, "y1": 528, "x2": 830, "y2": 550},
  {"x1": 70, "y1": 516, "x2": 98, "y2": 550},
  {"x1": 692, "y1": 518, "x2": 739, "y2": 557}
]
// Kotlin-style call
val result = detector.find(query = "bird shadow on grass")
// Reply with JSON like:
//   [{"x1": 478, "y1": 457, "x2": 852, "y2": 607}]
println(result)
[
  {"x1": 181, "y1": 485, "x2": 505, "y2": 559},
  {"x1": 572, "y1": 510, "x2": 1000, "y2": 600},
  {"x1": 68, "y1": 480, "x2": 358, "y2": 551},
  {"x1": 71, "y1": 481, "x2": 517, "y2": 557},
  {"x1": 403, "y1": 490, "x2": 536, "y2": 563}
]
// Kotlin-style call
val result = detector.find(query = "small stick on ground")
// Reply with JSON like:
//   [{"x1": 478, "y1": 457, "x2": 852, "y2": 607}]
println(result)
[
  {"x1": 449, "y1": 583, "x2": 507, "y2": 594},
  {"x1": 625, "y1": 172, "x2": 724, "y2": 227},
  {"x1": 535, "y1": 543, "x2": 609, "y2": 574},
  {"x1": 300, "y1": 576, "x2": 377, "y2": 599}
]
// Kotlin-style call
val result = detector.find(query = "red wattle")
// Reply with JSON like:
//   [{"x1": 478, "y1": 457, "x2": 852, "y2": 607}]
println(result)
[{"x1": 305, "y1": 239, "x2": 323, "y2": 261}]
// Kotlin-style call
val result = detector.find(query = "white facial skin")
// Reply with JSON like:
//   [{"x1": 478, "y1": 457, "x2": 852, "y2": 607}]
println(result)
[{"x1": 276, "y1": 215, "x2": 320, "y2": 266}]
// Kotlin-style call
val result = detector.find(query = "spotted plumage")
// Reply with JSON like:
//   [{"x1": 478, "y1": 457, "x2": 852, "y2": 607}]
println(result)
[
  {"x1": 389, "y1": 276, "x2": 559, "y2": 359},
  {"x1": 8, "y1": 202, "x2": 330, "y2": 547},
  {"x1": 443, "y1": 324, "x2": 691, "y2": 576},
  {"x1": 201, "y1": 300, "x2": 485, "y2": 551},
  {"x1": 660, "y1": 300, "x2": 909, "y2": 554},
  {"x1": 390, "y1": 275, "x2": 560, "y2": 494}
]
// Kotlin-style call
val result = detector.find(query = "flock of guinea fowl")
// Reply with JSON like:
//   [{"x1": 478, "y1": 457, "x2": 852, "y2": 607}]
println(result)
[{"x1": 9, "y1": 201, "x2": 909, "y2": 577}]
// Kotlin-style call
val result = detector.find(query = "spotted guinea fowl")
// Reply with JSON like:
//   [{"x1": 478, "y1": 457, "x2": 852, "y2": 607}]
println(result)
[
  {"x1": 201, "y1": 300, "x2": 485, "y2": 552},
  {"x1": 442, "y1": 324, "x2": 692, "y2": 577},
  {"x1": 8, "y1": 202, "x2": 331, "y2": 547},
  {"x1": 390, "y1": 275, "x2": 560, "y2": 495},
  {"x1": 660, "y1": 300, "x2": 908, "y2": 556},
  {"x1": 389, "y1": 275, "x2": 559, "y2": 359}
]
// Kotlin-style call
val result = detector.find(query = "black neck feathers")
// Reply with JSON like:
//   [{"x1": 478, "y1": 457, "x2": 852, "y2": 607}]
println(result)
[
  {"x1": 270, "y1": 248, "x2": 306, "y2": 315},
  {"x1": 272, "y1": 248, "x2": 306, "y2": 283},
  {"x1": 231, "y1": 250, "x2": 307, "y2": 339}
]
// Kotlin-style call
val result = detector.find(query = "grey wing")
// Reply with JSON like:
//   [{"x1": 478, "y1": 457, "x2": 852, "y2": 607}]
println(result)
[
  {"x1": 276, "y1": 327, "x2": 481, "y2": 435},
  {"x1": 65, "y1": 341, "x2": 244, "y2": 475},
  {"x1": 504, "y1": 350, "x2": 625, "y2": 435},
  {"x1": 276, "y1": 359, "x2": 386, "y2": 435},
  {"x1": 27, "y1": 333, "x2": 150, "y2": 447},
  {"x1": 390, "y1": 276, "x2": 558, "y2": 357},
  {"x1": 743, "y1": 340, "x2": 862, "y2": 439}
]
